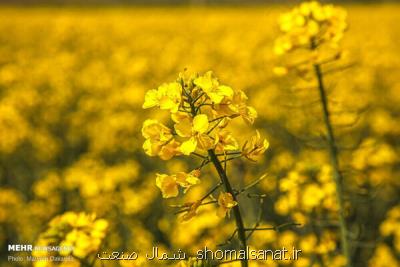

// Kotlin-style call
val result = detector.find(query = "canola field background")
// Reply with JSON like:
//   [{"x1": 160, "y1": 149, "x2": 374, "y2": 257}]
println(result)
[{"x1": 0, "y1": 4, "x2": 399, "y2": 267}]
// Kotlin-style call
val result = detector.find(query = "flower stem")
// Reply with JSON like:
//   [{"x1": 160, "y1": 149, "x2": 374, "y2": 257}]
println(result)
[
  {"x1": 314, "y1": 63, "x2": 352, "y2": 267},
  {"x1": 208, "y1": 149, "x2": 248, "y2": 267}
]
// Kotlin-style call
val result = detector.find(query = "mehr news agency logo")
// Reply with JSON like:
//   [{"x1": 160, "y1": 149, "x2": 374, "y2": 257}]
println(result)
[{"x1": 7, "y1": 244, "x2": 74, "y2": 262}]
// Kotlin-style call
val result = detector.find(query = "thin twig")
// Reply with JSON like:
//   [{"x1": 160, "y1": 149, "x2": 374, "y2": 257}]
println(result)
[
  {"x1": 221, "y1": 222, "x2": 301, "y2": 246},
  {"x1": 246, "y1": 195, "x2": 265, "y2": 240},
  {"x1": 192, "y1": 152, "x2": 207, "y2": 159},
  {"x1": 173, "y1": 182, "x2": 223, "y2": 214},
  {"x1": 243, "y1": 222, "x2": 302, "y2": 232},
  {"x1": 174, "y1": 200, "x2": 217, "y2": 215},
  {"x1": 236, "y1": 174, "x2": 269, "y2": 195}
]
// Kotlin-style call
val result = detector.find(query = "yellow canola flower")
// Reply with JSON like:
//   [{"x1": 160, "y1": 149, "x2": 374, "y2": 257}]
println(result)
[
  {"x1": 156, "y1": 173, "x2": 179, "y2": 198},
  {"x1": 156, "y1": 171, "x2": 201, "y2": 198},
  {"x1": 217, "y1": 192, "x2": 237, "y2": 218},
  {"x1": 176, "y1": 171, "x2": 201, "y2": 192},
  {"x1": 142, "y1": 119, "x2": 171, "y2": 139},
  {"x1": 242, "y1": 130, "x2": 269, "y2": 161},
  {"x1": 142, "y1": 119, "x2": 181, "y2": 160},
  {"x1": 173, "y1": 113, "x2": 214, "y2": 155},
  {"x1": 158, "y1": 140, "x2": 181, "y2": 160},
  {"x1": 194, "y1": 71, "x2": 234, "y2": 104},
  {"x1": 213, "y1": 89, "x2": 257, "y2": 125},
  {"x1": 215, "y1": 129, "x2": 239, "y2": 153},
  {"x1": 143, "y1": 82, "x2": 182, "y2": 113}
]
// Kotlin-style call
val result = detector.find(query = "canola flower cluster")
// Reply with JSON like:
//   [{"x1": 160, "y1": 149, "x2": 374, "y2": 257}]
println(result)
[
  {"x1": 142, "y1": 71, "x2": 268, "y2": 220},
  {"x1": 274, "y1": 164, "x2": 338, "y2": 221},
  {"x1": 379, "y1": 206, "x2": 400, "y2": 252},
  {"x1": 368, "y1": 205, "x2": 400, "y2": 267},
  {"x1": 274, "y1": 1, "x2": 347, "y2": 77},
  {"x1": 142, "y1": 71, "x2": 263, "y2": 160},
  {"x1": 33, "y1": 212, "x2": 108, "y2": 266}
]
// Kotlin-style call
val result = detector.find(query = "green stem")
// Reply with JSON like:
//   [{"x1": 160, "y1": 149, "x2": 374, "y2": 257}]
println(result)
[
  {"x1": 208, "y1": 149, "x2": 248, "y2": 267},
  {"x1": 314, "y1": 63, "x2": 352, "y2": 267}
]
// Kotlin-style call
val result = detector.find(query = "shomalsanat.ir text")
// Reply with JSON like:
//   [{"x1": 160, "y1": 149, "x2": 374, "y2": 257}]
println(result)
[{"x1": 196, "y1": 246, "x2": 301, "y2": 261}]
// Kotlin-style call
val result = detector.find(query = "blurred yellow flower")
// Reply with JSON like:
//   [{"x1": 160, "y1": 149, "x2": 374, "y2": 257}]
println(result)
[
  {"x1": 273, "y1": 66, "x2": 288, "y2": 76},
  {"x1": 274, "y1": 1, "x2": 347, "y2": 76},
  {"x1": 180, "y1": 200, "x2": 202, "y2": 222},
  {"x1": 35, "y1": 212, "x2": 108, "y2": 260},
  {"x1": 369, "y1": 243, "x2": 399, "y2": 267},
  {"x1": 302, "y1": 184, "x2": 325, "y2": 211},
  {"x1": 217, "y1": 192, "x2": 237, "y2": 218},
  {"x1": 275, "y1": 1, "x2": 347, "y2": 55}
]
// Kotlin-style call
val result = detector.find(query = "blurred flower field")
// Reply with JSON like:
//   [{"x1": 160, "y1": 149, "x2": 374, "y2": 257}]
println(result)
[{"x1": 0, "y1": 3, "x2": 399, "y2": 267}]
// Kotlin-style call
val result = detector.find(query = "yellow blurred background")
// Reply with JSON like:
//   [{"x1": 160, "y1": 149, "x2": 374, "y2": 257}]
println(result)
[{"x1": 0, "y1": 3, "x2": 399, "y2": 267}]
